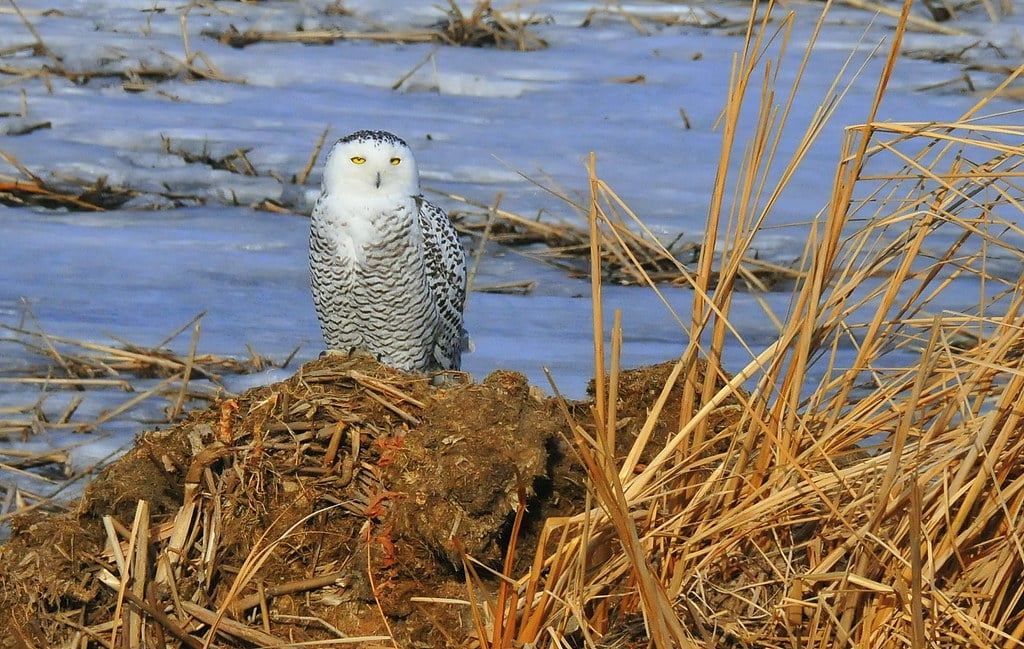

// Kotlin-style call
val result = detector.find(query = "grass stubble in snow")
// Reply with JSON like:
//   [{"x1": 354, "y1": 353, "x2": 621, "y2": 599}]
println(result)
[{"x1": 2, "y1": 0, "x2": 1024, "y2": 647}]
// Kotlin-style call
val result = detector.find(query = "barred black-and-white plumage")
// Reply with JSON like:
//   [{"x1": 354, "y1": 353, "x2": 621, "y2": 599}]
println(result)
[{"x1": 310, "y1": 130, "x2": 468, "y2": 372}]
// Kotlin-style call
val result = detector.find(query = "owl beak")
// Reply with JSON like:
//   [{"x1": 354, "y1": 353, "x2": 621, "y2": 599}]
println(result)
[{"x1": 375, "y1": 172, "x2": 381, "y2": 188}]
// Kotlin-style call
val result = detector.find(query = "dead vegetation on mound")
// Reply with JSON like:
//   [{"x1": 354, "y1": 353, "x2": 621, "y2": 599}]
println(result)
[
  {"x1": 0, "y1": 353, "x2": 747, "y2": 648},
  {"x1": 0, "y1": 355, "x2": 542, "y2": 646}
]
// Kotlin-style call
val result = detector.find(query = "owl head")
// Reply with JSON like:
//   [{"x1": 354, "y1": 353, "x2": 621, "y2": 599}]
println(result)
[{"x1": 321, "y1": 130, "x2": 420, "y2": 197}]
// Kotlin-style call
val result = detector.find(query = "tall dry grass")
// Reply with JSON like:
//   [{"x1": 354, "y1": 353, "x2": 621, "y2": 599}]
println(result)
[{"x1": 466, "y1": 0, "x2": 1024, "y2": 647}]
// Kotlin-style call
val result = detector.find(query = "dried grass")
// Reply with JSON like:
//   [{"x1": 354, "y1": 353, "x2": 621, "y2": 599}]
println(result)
[
  {"x1": 0, "y1": 127, "x2": 329, "y2": 211},
  {"x1": 0, "y1": 311, "x2": 292, "y2": 529},
  {"x1": 446, "y1": 187, "x2": 803, "y2": 290},
  {"x1": 0, "y1": 148, "x2": 137, "y2": 210},
  {"x1": 0, "y1": 353, "x2": 564, "y2": 647},
  {"x1": 206, "y1": 1, "x2": 548, "y2": 52},
  {"x1": 579, "y1": 4, "x2": 733, "y2": 31},
  {"x1": 458, "y1": 1, "x2": 1024, "y2": 647},
  {"x1": 433, "y1": 1, "x2": 548, "y2": 51},
  {"x1": 0, "y1": 0, "x2": 242, "y2": 91}
]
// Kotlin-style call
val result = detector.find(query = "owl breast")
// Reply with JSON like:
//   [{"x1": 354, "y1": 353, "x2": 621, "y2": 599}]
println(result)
[{"x1": 310, "y1": 192, "x2": 465, "y2": 372}]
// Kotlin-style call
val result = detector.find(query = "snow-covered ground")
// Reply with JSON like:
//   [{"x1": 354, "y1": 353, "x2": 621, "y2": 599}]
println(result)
[{"x1": 1, "y1": 0, "x2": 1022, "y2": 504}]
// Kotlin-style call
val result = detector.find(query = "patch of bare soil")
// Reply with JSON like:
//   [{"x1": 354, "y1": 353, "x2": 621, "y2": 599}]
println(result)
[{"x1": 0, "y1": 354, "x2": 743, "y2": 648}]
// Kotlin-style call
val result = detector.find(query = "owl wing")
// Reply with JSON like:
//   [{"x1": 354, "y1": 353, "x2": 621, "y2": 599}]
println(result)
[
  {"x1": 417, "y1": 197, "x2": 468, "y2": 370},
  {"x1": 309, "y1": 194, "x2": 359, "y2": 351}
]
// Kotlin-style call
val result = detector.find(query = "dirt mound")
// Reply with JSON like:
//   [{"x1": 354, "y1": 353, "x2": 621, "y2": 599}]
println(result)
[{"x1": 0, "y1": 354, "x2": 741, "y2": 647}]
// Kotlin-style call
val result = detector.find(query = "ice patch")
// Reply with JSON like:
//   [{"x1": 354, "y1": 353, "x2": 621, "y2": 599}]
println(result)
[{"x1": 401, "y1": 73, "x2": 538, "y2": 98}]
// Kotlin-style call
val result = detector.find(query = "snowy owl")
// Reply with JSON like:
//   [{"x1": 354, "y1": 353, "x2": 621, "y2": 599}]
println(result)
[{"x1": 309, "y1": 130, "x2": 468, "y2": 372}]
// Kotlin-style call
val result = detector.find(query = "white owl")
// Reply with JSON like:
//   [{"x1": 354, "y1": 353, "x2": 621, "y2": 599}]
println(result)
[{"x1": 309, "y1": 130, "x2": 468, "y2": 372}]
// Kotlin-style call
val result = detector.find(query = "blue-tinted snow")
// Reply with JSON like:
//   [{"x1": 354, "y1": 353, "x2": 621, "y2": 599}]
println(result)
[{"x1": 1, "y1": 0, "x2": 1022, "y2": 503}]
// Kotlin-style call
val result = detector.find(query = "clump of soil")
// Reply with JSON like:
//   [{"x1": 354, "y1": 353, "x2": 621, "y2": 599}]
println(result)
[{"x1": 0, "y1": 354, "x2": 742, "y2": 647}]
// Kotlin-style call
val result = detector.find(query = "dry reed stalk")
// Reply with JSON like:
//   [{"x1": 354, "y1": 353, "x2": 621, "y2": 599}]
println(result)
[
  {"x1": 5, "y1": 0, "x2": 60, "y2": 68},
  {"x1": 298, "y1": 126, "x2": 331, "y2": 186},
  {"x1": 466, "y1": 192, "x2": 503, "y2": 298},
  {"x1": 171, "y1": 7, "x2": 242, "y2": 84},
  {"x1": 169, "y1": 321, "x2": 202, "y2": 420},
  {"x1": 3, "y1": 0, "x2": 209, "y2": 93},
  {"x1": 212, "y1": 28, "x2": 438, "y2": 48},
  {"x1": 0, "y1": 461, "x2": 62, "y2": 486},
  {"x1": 0, "y1": 171, "x2": 119, "y2": 211},
  {"x1": 438, "y1": 187, "x2": 584, "y2": 244},
  {"x1": 580, "y1": 5, "x2": 730, "y2": 31},
  {"x1": 458, "y1": 474, "x2": 531, "y2": 649},
  {"x1": 839, "y1": 0, "x2": 968, "y2": 34},
  {"x1": 473, "y1": 280, "x2": 537, "y2": 295}
]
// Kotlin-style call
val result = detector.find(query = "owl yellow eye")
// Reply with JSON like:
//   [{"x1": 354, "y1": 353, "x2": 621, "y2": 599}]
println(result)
[
  {"x1": 350, "y1": 156, "x2": 366, "y2": 165},
  {"x1": 390, "y1": 157, "x2": 401, "y2": 166}
]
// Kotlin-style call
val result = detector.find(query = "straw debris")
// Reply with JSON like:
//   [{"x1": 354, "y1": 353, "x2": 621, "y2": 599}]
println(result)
[
  {"x1": 0, "y1": 353, "x2": 743, "y2": 647},
  {"x1": 580, "y1": 4, "x2": 732, "y2": 31},
  {"x1": 0, "y1": 314, "x2": 293, "y2": 530},
  {"x1": 447, "y1": 190, "x2": 802, "y2": 290},
  {"x1": 0, "y1": 151, "x2": 137, "y2": 211},
  {"x1": 205, "y1": 1, "x2": 548, "y2": 52},
  {"x1": 433, "y1": 1, "x2": 548, "y2": 51},
  {"x1": 161, "y1": 137, "x2": 259, "y2": 177}
]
